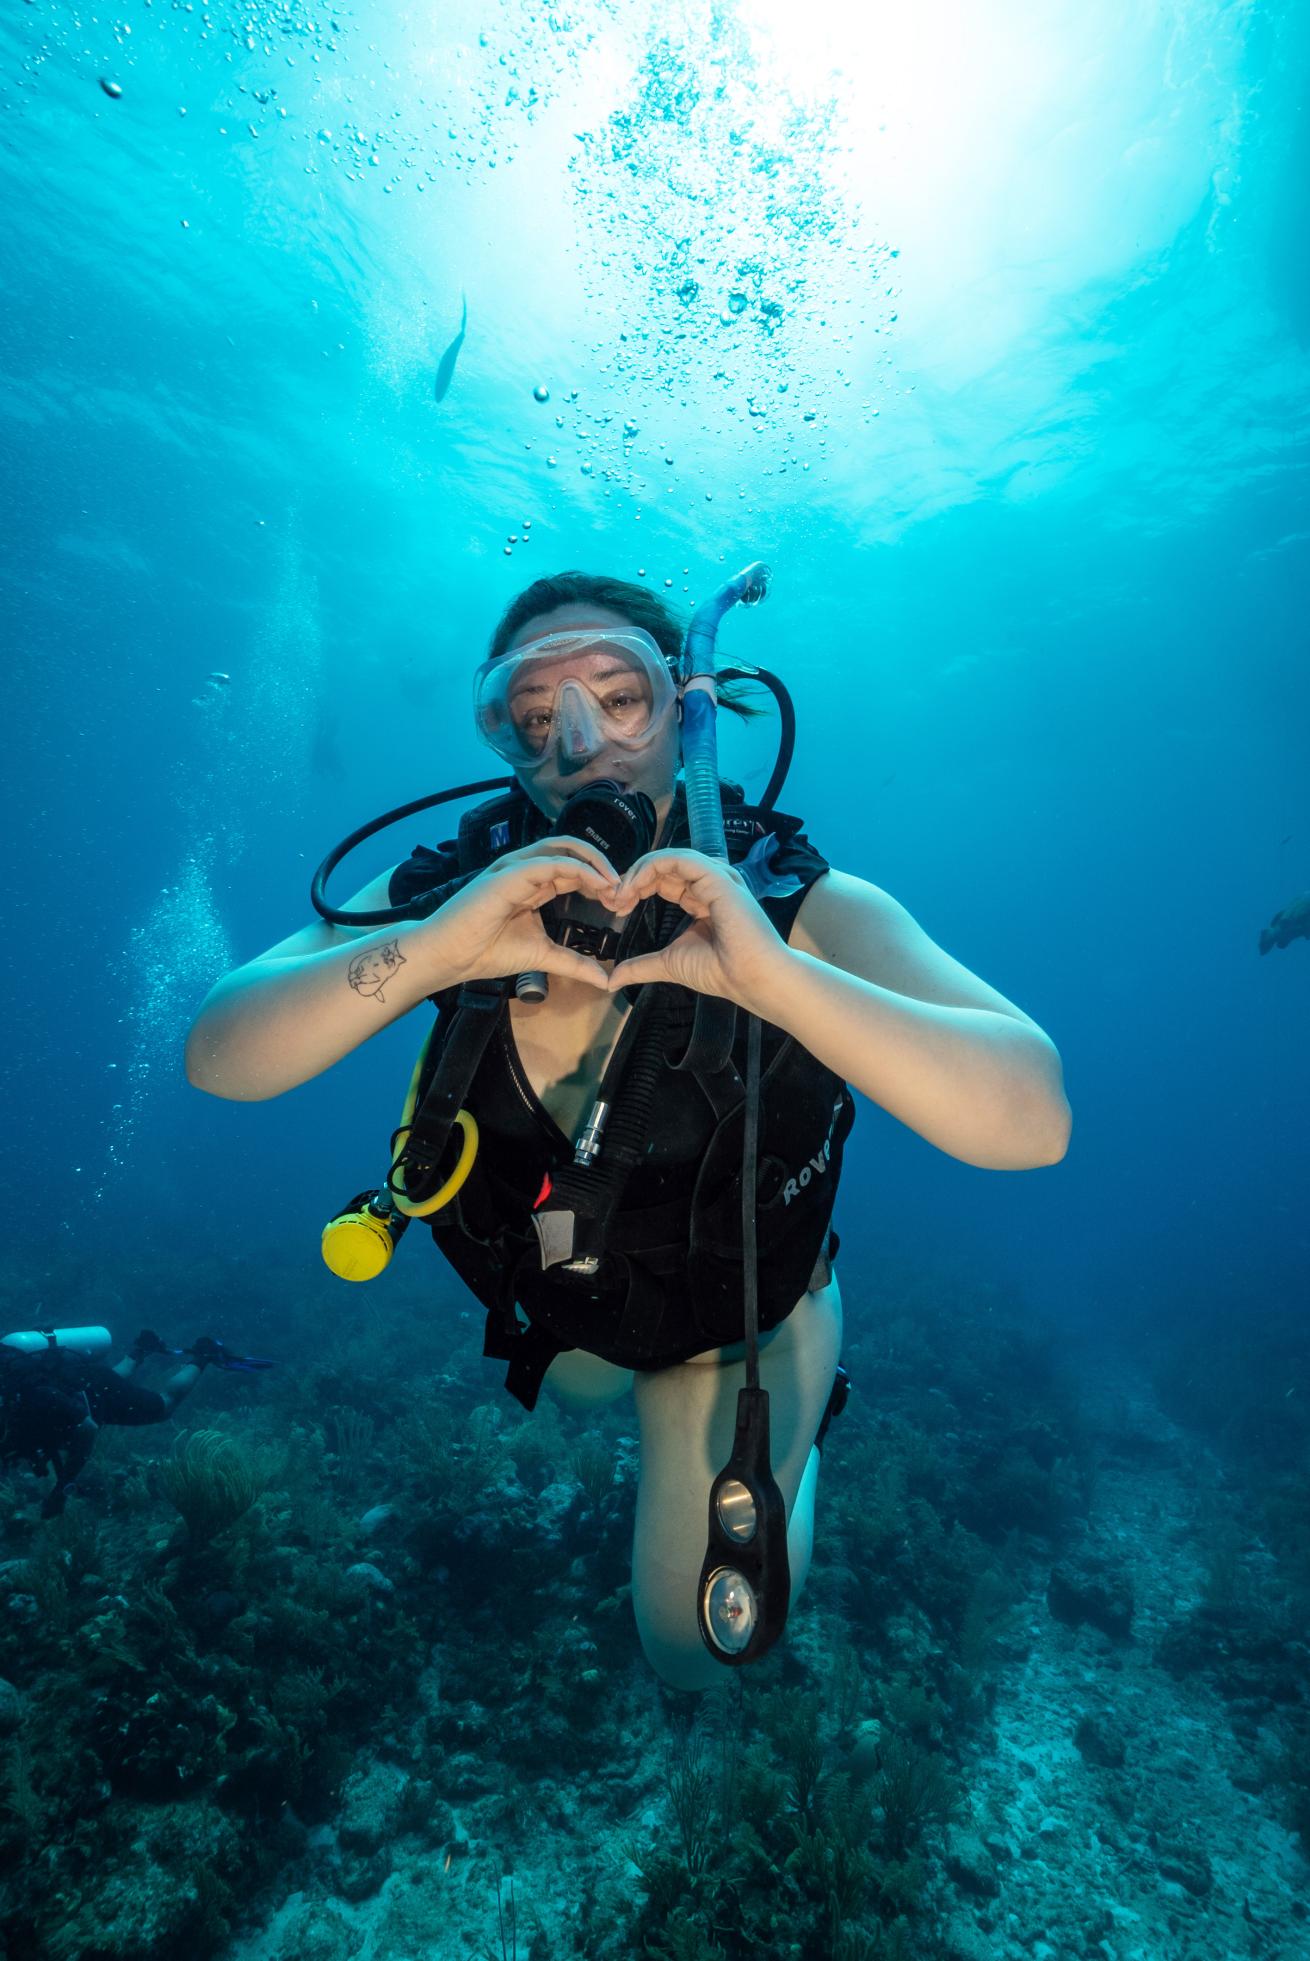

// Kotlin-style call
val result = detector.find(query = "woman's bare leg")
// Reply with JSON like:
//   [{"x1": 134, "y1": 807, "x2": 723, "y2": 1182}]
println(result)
[{"x1": 544, "y1": 1348, "x2": 635, "y2": 1410}]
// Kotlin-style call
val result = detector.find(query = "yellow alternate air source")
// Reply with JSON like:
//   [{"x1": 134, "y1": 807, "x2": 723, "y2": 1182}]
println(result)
[
  {"x1": 321, "y1": 1206, "x2": 399, "y2": 1283},
  {"x1": 320, "y1": 1030, "x2": 482, "y2": 1283}
]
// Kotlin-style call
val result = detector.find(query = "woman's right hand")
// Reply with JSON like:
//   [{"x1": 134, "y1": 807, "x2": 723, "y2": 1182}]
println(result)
[
  {"x1": 425, "y1": 838, "x2": 620, "y2": 990},
  {"x1": 186, "y1": 839, "x2": 620, "y2": 1102}
]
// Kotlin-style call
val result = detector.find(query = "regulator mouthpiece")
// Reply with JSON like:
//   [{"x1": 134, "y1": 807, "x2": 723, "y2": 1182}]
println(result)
[{"x1": 540, "y1": 780, "x2": 657, "y2": 961}]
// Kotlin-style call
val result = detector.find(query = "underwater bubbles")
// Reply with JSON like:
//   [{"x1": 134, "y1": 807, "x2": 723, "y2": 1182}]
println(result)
[
  {"x1": 533, "y1": 383, "x2": 551, "y2": 402},
  {"x1": 233, "y1": 536, "x2": 325, "y2": 819},
  {"x1": 103, "y1": 846, "x2": 233, "y2": 1194}
]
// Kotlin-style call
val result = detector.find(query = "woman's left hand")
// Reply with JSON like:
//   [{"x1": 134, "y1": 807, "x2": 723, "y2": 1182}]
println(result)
[{"x1": 605, "y1": 850, "x2": 790, "y2": 1004}]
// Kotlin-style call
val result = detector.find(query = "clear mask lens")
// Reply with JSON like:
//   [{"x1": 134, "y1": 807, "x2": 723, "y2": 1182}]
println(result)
[{"x1": 474, "y1": 631, "x2": 676, "y2": 770}]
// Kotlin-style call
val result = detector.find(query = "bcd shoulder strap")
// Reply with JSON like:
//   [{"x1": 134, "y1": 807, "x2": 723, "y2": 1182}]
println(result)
[{"x1": 455, "y1": 787, "x2": 539, "y2": 876}]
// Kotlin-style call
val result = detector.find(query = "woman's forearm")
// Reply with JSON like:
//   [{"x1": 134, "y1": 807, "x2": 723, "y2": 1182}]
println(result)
[
  {"x1": 744, "y1": 947, "x2": 1071, "y2": 1170},
  {"x1": 185, "y1": 919, "x2": 462, "y2": 1102}
]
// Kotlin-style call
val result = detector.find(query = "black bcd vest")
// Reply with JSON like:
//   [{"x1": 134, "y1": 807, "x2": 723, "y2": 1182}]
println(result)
[{"x1": 388, "y1": 783, "x2": 855, "y2": 1408}]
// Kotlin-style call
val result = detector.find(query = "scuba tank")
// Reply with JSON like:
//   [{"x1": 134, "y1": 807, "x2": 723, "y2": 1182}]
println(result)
[{"x1": 1, "y1": 1327, "x2": 112, "y2": 1358}]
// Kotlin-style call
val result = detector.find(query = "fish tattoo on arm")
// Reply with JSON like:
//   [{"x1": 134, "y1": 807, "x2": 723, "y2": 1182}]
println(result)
[{"x1": 348, "y1": 942, "x2": 407, "y2": 1004}]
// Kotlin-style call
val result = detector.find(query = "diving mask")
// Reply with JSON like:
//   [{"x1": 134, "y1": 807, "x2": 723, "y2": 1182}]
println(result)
[{"x1": 473, "y1": 630, "x2": 678, "y2": 772}]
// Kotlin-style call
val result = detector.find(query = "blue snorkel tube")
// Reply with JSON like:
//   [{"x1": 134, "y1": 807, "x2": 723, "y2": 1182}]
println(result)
[{"x1": 679, "y1": 559, "x2": 772, "y2": 860}]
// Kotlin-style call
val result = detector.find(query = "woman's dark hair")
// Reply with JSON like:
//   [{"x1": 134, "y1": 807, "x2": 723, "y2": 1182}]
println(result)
[
  {"x1": 486, "y1": 571, "x2": 684, "y2": 668},
  {"x1": 487, "y1": 571, "x2": 760, "y2": 719}
]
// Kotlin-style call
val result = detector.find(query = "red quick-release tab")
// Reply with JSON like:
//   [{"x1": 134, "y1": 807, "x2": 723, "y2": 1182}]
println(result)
[{"x1": 533, "y1": 1173, "x2": 553, "y2": 1211}]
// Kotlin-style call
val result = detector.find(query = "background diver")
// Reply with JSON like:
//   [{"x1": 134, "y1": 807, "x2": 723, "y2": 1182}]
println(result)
[
  {"x1": 1259, "y1": 893, "x2": 1310, "y2": 954},
  {"x1": 0, "y1": 1326, "x2": 271, "y2": 1518},
  {"x1": 185, "y1": 567, "x2": 1071, "y2": 1692}
]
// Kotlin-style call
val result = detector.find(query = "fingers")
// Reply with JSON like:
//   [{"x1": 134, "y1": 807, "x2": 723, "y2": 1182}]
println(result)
[
  {"x1": 540, "y1": 944, "x2": 612, "y2": 990},
  {"x1": 606, "y1": 952, "x2": 671, "y2": 990},
  {"x1": 515, "y1": 836, "x2": 621, "y2": 883},
  {"x1": 610, "y1": 853, "x2": 725, "y2": 917},
  {"x1": 509, "y1": 857, "x2": 619, "y2": 909}
]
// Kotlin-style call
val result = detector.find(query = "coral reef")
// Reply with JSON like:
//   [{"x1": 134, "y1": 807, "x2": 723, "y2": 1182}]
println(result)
[{"x1": 1, "y1": 1248, "x2": 1305, "y2": 1958}]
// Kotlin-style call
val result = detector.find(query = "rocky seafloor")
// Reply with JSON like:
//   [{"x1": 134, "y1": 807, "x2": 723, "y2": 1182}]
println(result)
[{"x1": 1, "y1": 1248, "x2": 1306, "y2": 1960}]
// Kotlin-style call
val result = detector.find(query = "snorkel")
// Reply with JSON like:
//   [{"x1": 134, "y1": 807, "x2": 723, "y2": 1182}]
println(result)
[{"x1": 679, "y1": 560, "x2": 772, "y2": 859}]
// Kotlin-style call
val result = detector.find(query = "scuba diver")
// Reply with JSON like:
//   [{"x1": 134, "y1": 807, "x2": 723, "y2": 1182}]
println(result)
[
  {"x1": 185, "y1": 567, "x2": 1070, "y2": 1691},
  {"x1": 0, "y1": 1326, "x2": 270, "y2": 1518}
]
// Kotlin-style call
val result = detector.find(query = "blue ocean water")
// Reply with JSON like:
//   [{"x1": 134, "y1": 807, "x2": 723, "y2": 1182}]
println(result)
[
  {"x1": 3, "y1": 0, "x2": 1305, "y2": 1325},
  {"x1": 1, "y1": 2, "x2": 1308, "y2": 1954}
]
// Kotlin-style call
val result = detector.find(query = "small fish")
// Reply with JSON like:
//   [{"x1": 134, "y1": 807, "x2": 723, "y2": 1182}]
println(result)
[
  {"x1": 433, "y1": 293, "x2": 467, "y2": 403},
  {"x1": 192, "y1": 671, "x2": 232, "y2": 707}
]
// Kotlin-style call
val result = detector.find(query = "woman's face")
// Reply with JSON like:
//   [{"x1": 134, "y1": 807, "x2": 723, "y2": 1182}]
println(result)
[{"x1": 504, "y1": 602, "x2": 682, "y2": 824}]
